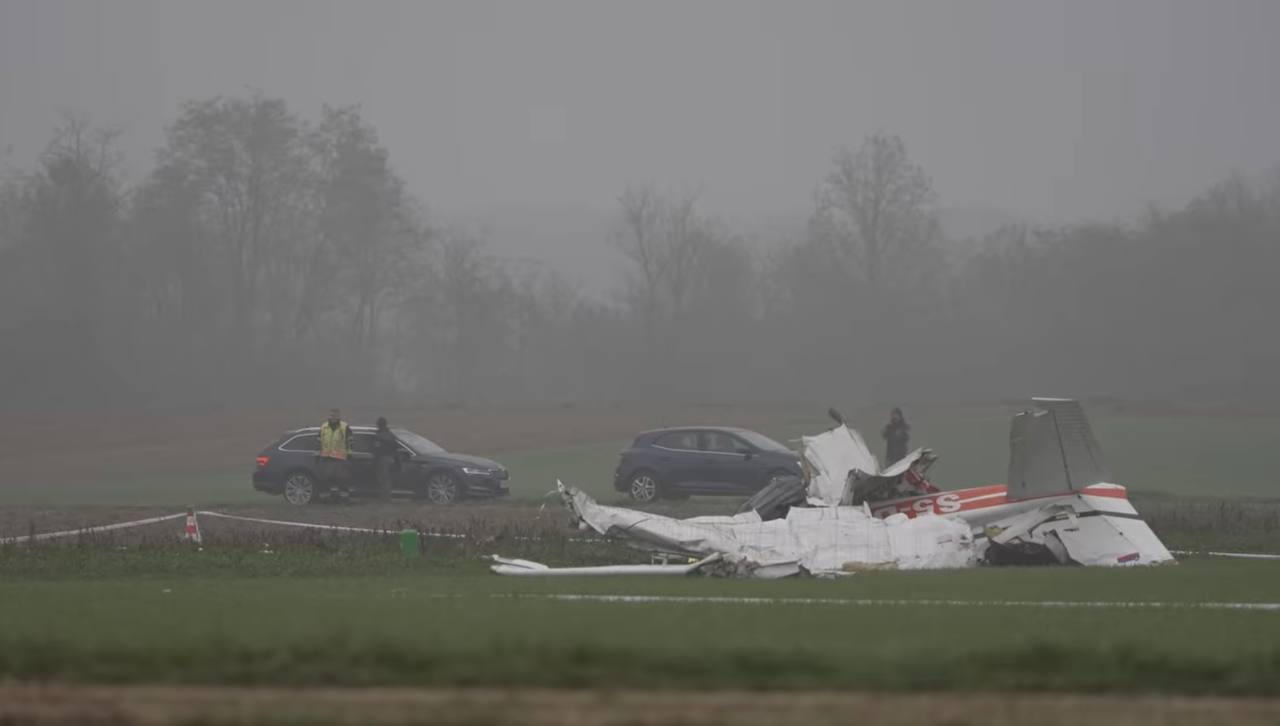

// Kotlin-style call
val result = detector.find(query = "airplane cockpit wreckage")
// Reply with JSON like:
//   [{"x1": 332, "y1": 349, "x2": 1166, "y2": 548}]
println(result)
[{"x1": 491, "y1": 398, "x2": 1174, "y2": 577}]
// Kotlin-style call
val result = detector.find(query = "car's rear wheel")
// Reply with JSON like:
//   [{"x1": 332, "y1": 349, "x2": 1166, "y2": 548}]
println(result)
[
  {"x1": 425, "y1": 471, "x2": 461, "y2": 505},
  {"x1": 628, "y1": 472, "x2": 661, "y2": 503},
  {"x1": 283, "y1": 471, "x2": 316, "y2": 506}
]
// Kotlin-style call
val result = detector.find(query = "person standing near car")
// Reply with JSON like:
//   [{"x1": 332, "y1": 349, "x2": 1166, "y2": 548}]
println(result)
[
  {"x1": 318, "y1": 408, "x2": 352, "y2": 501},
  {"x1": 372, "y1": 416, "x2": 397, "y2": 500},
  {"x1": 882, "y1": 407, "x2": 910, "y2": 465}
]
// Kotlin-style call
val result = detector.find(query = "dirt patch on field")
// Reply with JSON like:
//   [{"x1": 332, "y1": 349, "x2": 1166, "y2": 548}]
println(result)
[{"x1": 3, "y1": 685, "x2": 1280, "y2": 726}]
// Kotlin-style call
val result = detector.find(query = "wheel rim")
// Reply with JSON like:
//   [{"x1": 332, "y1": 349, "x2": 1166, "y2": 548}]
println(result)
[
  {"x1": 630, "y1": 475, "x2": 658, "y2": 502},
  {"x1": 426, "y1": 474, "x2": 458, "y2": 504},
  {"x1": 284, "y1": 474, "x2": 313, "y2": 505}
]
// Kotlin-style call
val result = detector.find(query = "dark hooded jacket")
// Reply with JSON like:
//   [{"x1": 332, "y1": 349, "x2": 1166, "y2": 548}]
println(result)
[{"x1": 882, "y1": 418, "x2": 910, "y2": 465}]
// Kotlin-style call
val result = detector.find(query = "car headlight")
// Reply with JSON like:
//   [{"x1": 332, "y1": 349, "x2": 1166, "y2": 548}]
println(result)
[{"x1": 461, "y1": 467, "x2": 492, "y2": 477}]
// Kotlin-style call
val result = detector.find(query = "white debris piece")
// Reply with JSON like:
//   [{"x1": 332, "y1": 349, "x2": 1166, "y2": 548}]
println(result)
[
  {"x1": 801, "y1": 423, "x2": 878, "y2": 505},
  {"x1": 559, "y1": 481, "x2": 976, "y2": 577},
  {"x1": 489, "y1": 553, "x2": 723, "y2": 577},
  {"x1": 985, "y1": 490, "x2": 1175, "y2": 566}
]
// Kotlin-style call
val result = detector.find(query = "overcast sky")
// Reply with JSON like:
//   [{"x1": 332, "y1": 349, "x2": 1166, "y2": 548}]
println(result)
[{"x1": 3, "y1": 0, "x2": 1278, "y2": 227}]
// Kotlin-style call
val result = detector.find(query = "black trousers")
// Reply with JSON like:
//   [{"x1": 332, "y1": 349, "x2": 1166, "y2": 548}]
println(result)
[
  {"x1": 318, "y1": 458, "x2": 351, "y2": 491},
  {"x1": 374, "y1": 457, "x2": 393, "y2": 498}
]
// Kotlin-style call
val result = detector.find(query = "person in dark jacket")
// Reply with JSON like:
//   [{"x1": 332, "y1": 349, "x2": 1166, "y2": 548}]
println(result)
[
  {"x1": 882, "y1": 408, "x2": 910, "y2": 465},
  {"x1": 372, "y1": 417, "x2": 398, "y2": 499}
]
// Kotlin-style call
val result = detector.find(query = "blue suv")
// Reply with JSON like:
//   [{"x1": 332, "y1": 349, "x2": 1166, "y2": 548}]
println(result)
[{"x1": 613, "y1": 427, "x2": 803, "y2": 503}]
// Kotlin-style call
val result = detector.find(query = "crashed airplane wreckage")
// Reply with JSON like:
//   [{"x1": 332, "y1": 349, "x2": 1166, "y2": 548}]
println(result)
[{"x1": 491, "y1": 399, "x2": 1174, "y2": 578}]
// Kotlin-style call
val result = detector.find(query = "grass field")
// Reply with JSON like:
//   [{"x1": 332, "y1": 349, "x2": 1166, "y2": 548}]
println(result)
[{"x1": 1, "y1": 552, "x2": 1278, "y2": 695}]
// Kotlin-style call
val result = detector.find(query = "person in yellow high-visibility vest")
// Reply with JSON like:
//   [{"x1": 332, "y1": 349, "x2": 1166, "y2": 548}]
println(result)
[{"x1": 318, "y1": 408, "x2": 353, "y2": 501}]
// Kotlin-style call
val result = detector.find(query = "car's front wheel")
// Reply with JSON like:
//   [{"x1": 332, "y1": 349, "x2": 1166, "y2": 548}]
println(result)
[
  {"x1": 424, "y1": 471, "x2": 461, "y2": 505},
  {"x1": 628, "y1": 471, "x2": 661, "y2": 503},
  {"x1": 283, "y1": 471, "x2": 316, "y2": 506}
]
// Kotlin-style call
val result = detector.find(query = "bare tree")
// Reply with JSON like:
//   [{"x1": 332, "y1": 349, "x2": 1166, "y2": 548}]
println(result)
[
  {"x1": 659, "y1": 193, "x2": 711, "y2": 325},
  {"x1": 0, "y1": 113, "x2": 128, "y2": 403},
  {"x1": 613, "y1": 185, "x2": 666, "y2": 347},
  {"x1": 611, "y1": 185, "x2": 715, "y2": 347},
  {"x1": 158, "y1": 94, "x2": 313, "y2": 354},
  {"x1": 310, "y1": 105, "x2": 421, "y2": 354},
  {"x1": 816, "y1": 132, "x2": 938, "y2": 287},
  {"x1": 398, "y1": 230, "x2": 518, "y2": 402},
  {"x1": 128, "y1": 160, "x2": 211, "y2": 385}
]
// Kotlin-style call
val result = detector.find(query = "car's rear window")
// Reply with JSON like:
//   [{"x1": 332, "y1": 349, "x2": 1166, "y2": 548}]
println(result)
[
  {"x1": 279, "y1": 433, "x2": 320, "y2": 452},
  {"x1": 736, "y1": 430, "x2": 792, "y2": 454}
]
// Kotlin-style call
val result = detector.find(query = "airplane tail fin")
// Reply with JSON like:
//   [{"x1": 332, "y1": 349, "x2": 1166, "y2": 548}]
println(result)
[{"x1": 1007, "y1": 398, "x2": 1111, "y2": 500}]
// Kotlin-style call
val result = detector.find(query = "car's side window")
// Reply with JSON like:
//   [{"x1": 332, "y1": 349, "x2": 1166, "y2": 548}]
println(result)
[
  {"x1": 655, "y1": 431, "x2": 699, "y2": 451},
  {"x1": 350, "y1": 434, "x2": 374, "y2": 454},
  {"x1": 280, "y1": 433, "x2": 320, "y2": 452},
  {"x1": 702, "y1": 432, "x2": 744, "y2": 454}
]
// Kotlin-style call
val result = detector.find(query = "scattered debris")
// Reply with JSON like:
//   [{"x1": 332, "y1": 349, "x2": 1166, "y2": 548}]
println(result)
[
  {"x1": 737, "y1": 475, "x2": 807, "y2": 521},
  {"x1": 492, "y1": 398, "x2": 1174, "y2": 577},
  {"x1": 553, "y1": 481, "x2": 976, "y2": 577},
  {"x1": 853, "y1": 399, "x2": 1175, "y2": 567}
]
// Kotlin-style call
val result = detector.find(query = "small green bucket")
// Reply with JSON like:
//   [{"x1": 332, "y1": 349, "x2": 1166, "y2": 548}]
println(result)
[{"x1": 399, "y1": 528, "x2": 421, "y2": 559}]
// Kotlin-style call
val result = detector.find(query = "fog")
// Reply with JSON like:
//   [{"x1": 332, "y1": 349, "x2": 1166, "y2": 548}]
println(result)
[{"x1": 2, "y1": 0, "x2": 1278, "y2": 410}]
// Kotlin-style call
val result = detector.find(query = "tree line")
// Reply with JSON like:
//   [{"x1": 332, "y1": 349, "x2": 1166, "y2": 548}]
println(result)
[{"x1": 2, "y1": 93, "x2": 1276, "y2": 410}]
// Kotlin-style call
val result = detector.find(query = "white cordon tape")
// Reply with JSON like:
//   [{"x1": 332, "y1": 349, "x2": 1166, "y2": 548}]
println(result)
[
  {"x1": 0, "y1": 509, "x2": 605, "y2": 545},
  {"x1": 0, "y1": 510, "x2": 470, "y2": 543},
  {"x1": 194, "y1": 512, "x2": 589, "y2": 542},
  {"x1": 500, "y1": 593, "x2": 1280, "y2": 611},
  {"x1": 192, "y1": 512, "x2": 468, "y2": 540},
  {"x1": 1172, "y1": 549, "x2": 1280, "y2": 561},
  {"x1": 1205, "y1": 551, "x2": 1280, "y2": 561},
  {"x1": 0, "y1": 512, "x2": 189, "y2": 544}
]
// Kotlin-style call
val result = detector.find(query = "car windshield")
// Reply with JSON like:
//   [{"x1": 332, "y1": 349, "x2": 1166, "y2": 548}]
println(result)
[
  {"x1": 392, "y1": 429, "x2": 446, "y2": 455},
  {"x1": 735, "y1": 430, "x2": 792, "y2": 454}
]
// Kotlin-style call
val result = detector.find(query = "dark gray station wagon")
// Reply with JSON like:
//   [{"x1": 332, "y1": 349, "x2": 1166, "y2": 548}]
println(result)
[{"x1": 253, "y1": 426, "x2": 509, "y2": 505}]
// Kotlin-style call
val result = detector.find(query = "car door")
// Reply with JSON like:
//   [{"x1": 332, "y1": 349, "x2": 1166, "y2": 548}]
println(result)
[
  {"x1": 390, "y1": 440, "x2": 422, "y2": 496},
  {"x1": 347, "y1": 432, "x2": 377, "y2": 493},
  {"x1": 699, "y1": 431, "x2": 761, "y2": 494},
  {"x1": 651, "y1": 431, "x2": 706, "y2": 493}
]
